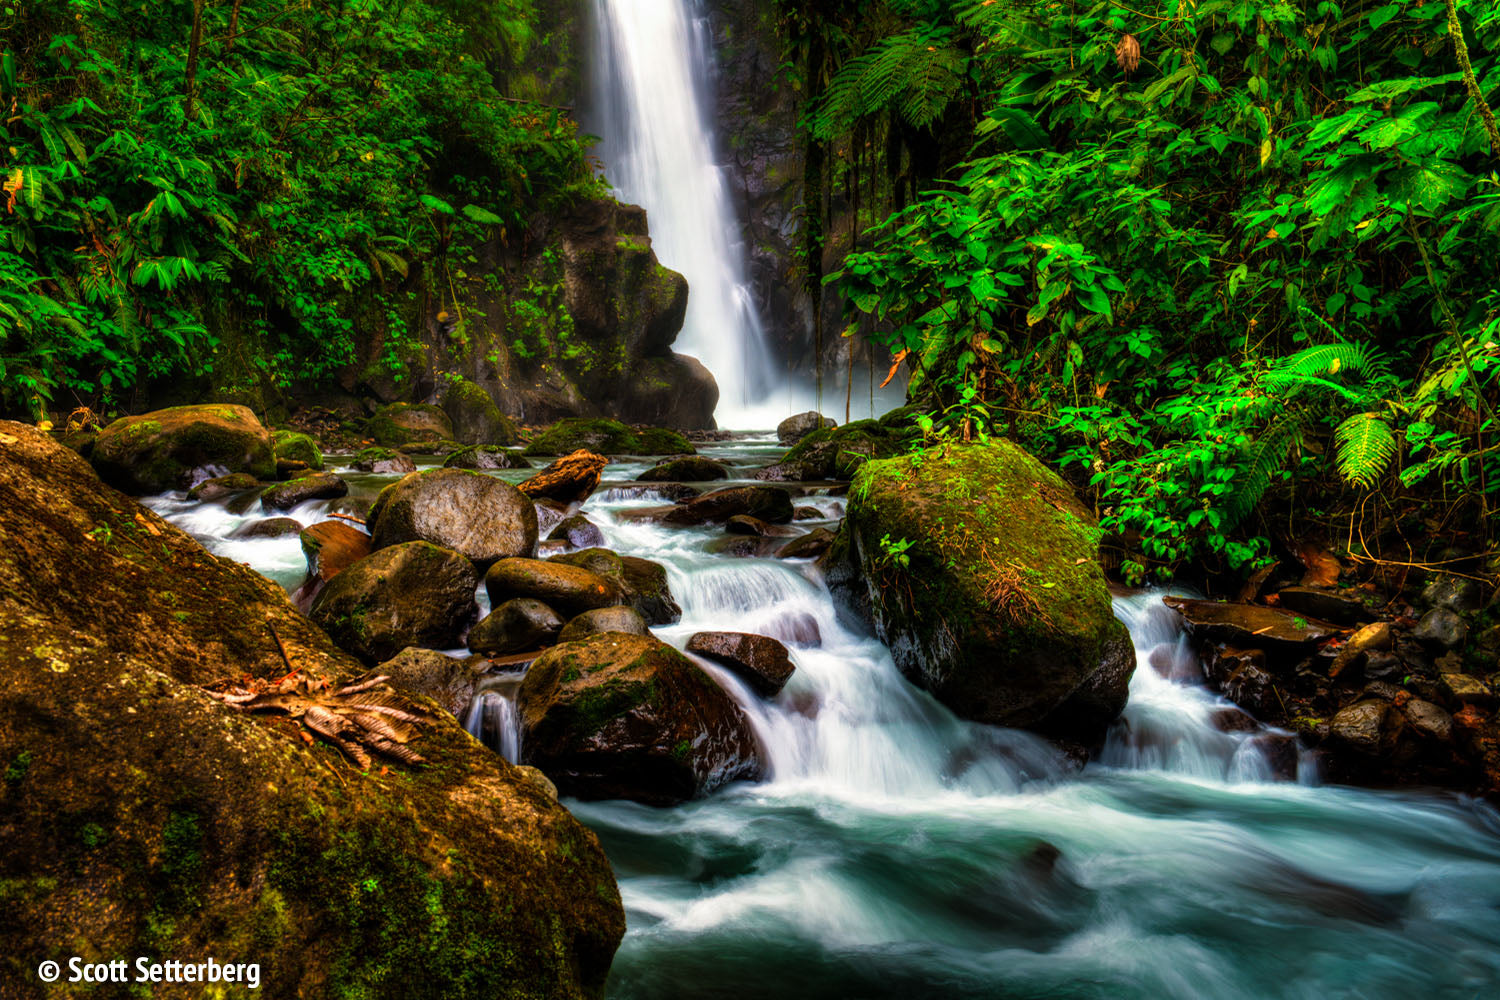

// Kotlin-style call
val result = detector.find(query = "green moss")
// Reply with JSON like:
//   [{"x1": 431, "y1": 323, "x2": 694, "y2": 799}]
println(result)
[
  {"x1": 4, "y1": 749, "x2": 34, "y2": 784},
  {"x1": 523, "y1": 417, "x2": 694, "y2": 456},
  {"x1": 272, "y1": 429, "x2": 325, "y2": 470}
]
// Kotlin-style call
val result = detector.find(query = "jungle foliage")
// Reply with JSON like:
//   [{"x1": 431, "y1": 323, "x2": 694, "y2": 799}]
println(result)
[
  {"x1": 1, "y1": 0, "x2": 598, "y2": 416},
  {"x1": 781, "y1": 0, "x2": 1500, "y2": 581}
]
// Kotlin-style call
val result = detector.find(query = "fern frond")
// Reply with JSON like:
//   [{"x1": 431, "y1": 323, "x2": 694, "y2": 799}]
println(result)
[
  {"x1": 1333, "y1": 412, "x2": 1396, "y2": 488},
  {"x1": 1224, "y1": 413, "x2": 1304, "y2": 524},
  {"x1": 810, "y1": 26, "x2": 966, "y2": 140}
]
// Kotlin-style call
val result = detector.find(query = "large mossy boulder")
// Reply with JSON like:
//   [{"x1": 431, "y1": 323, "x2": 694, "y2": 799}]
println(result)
[
  {"x1": 776, "y1": 411, "x2": 836, "y2": 446},
  {"x1": 0, "y1": 421, "x2": 622, "y2": 998},
  {"x1": 351, "y1": 446, "x2": 416, "y2": 475},
  {"x1": 310, "y1": 542, "x2": 479, "y2": 662},
  {"x1": 271, "y1": 429, "x2": 325, "y2": 470},
  {"x1": 441, "y1": 379, "x2": 520, "y2": 446},
  {"x1": 368, "y1": 468, "x2": 538, "y2": 567},
  {"x1": 524, "y1": 417, "x2": 694, "y2": 457},
  {"x1": 444, "y1": 445, "x2": 531, "y2": 470},
  {"x1": 91, "y1": 404, "x2": 277, "y2": 492},
  {"x1": 760, "y1": 418, "x2": 909, "y2": 482},
  {"x1": 828, "y1": 440, "x2": 1135, "y2": 742},
  {"x1": 518, "y1": 633, "x2": 764, "y2": 804},
  {"x1": 365, "y1": 402, "x2": 455, "y2": 447}
]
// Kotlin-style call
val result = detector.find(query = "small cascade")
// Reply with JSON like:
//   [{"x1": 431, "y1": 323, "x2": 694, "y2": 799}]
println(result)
[{"x1": 465, "y1": 688, "x2": 522, "y2": 765}]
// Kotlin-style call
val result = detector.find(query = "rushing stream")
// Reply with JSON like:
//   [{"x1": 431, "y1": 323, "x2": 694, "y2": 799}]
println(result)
[{"x1": 148, "y1": 436, "x2": 1500, "y2": 999}]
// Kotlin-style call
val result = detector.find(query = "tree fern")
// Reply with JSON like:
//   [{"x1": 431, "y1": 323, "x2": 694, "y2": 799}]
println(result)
[
  {"x1": 1261, "y1": 341, "x2": 1388, "y2": 392},
  {"x1": 1224, "y1": 412, "x2": 1303, "y2": 525},
  {"x1": 810, "y1": 25, "x2": 966, "y2": 141},
  {"x1": 1333, "y1": 412, "x2": 1397, "y2": 488}
]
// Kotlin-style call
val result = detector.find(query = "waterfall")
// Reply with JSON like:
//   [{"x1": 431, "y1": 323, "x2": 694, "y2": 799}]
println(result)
[{"x1": 590, "y1": 0, "x2": 801, "y2": 428}]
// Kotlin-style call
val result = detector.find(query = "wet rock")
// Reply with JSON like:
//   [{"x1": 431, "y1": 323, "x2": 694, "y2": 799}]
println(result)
[
  {"x1": 276, "y1": 458, "x2": 311, "y2": 479},
  {"x1": 271, "y1": 429, "x2": 324, "y2": 470},
  {"x1": 188, "y1": 472, "x2": 263, "y2": 502},
  {"x1": 534, "y1": 500, "x2": 570, "y2": 539},
  {"x1": 1441, "y1": 673, "x2": 1495, "y2": 708},
  {"x1": 726, "y1": 514, "x2": 798, "y2": 537},
  {"x1": 469, "y1": 598, "x2": 566, "y2": 656},
  {"x1": 229, "y1": 516, "x2": 303, "y2": 540},
  {"x1": 518, "y1": 633, "x2": 764, "y2": 805},
  {"x1": 770, "y1": 419, "x2": 908, "y2": 481},
  {"x1": 596, "y1": 482, "x2": 700, "y2": 503},
  {"x1": 377, "y1": 647, "x2": 488, "y2": 718},
  {"x1": 1223, "y1": 659, "x2": 1282, "y2": 720},
  {"x1": 91, "y1": 404, "x2": 277, "y2": 492},
  {"x1": 441, "y1": 378, "x2": 520, "y2": 446},
  {"x1": 351, "y1": 446, "x2": 416, "y2": 475},
  {"x1": 558, "y1": 606, "x2": 650, "y2": 642},
  {"x1": 1363, "y1": 651, "x2": 1406, "y2": 681},
  {"x1": 1421, "y1": 575, "x2": 1484, "y2": 613},
  {"x1": 365, "y1": 402, "x2": 454, "y2": 447},
  {"x1": 1163, "y1": 596, "x2": 1341, "y2": 646},
  {"x1": 547, "y1": 548, "x2": 682, "y2": 626},
  {"x1": 260, "y1": 471, "x2": 349, "y2": 511},
  {"x1": 793, "y1": 505, "x2": 823, "y2": 521},
  {"x1": 636, "y1": 455, "x2": 729, "y2": 482},
  {"x1": 663, "y1": 485, "x2": 794, "y2": 525},
  {"x1": 827, "y1": 440, "x2": 1134, "y2": 743},
  {"x1": 1412, "y1": 608, "x2": 1468, "y2": 650},
  {"x1": 1329, "y1": 701, "x2": 1396, "y2": 756},
  {"x1": 705, "y1": 535, "x2": 769, "y2": 558},
  {"x1": 686, "y1": 631, "x2": 796, "y2": 697},
  {"x1": 549, "y1": 514, "x2": 606, "y2": 550},
  {"x1": 777, "y1": 527, "x2": 835, "y2": 560},
  {"x1": 1275, "y1": 586, "x2": 1377, "y2": 625},
  {"x1": 1210, "y1": 708, "x2": 1259, "y2": 732},
  {"x1": 524, "y1": 418, "x2": 694, "y2": 457},
  {"x1": 519, "y1": 450, "x2": 610, "y2": 504},
  {"x1": 1402, "y1": 698, "x2": 1454, "y2": 744},
  {"x1": 294, "y1": 521, "x2": 372, "y2": 609},
  {"x1": 767, "y1": 612, "x2": 822, "y2": 648},
  {"x1": 311, "y1": 542, "x2": 479, "y2": 662},
  {"x1": 777, "y1": 410, "x2": 836, "y2": 446},
  {"x1": 369, "y1": 468, "x2": 538, "y2": 567},
  {"x1": 486, "y1": 558, "x2": 622, "y2": 618},
  {"x1": 444, "y1": 445, "x2": 532, "y2": 470},
  {"x1": 398, "y1": 438, "x2": 463, "y2": 456},
  {"x1": 1329, "y1": 621, "x2": 1394, "y2": 679}
]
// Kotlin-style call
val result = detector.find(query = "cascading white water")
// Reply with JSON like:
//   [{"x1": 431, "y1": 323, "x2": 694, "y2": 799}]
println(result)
[{"x1": 590, "y1": 0, "x2": 807, "y2": 427}]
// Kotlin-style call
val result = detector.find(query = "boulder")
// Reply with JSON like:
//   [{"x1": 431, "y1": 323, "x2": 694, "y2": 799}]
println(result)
[
  {"x1": 778, "y1": 527, "x2": 835, "y2": 560},
  {"x1": 519, "y1": 450, "x2": 610, "y2": 504},
  {"x1": 548, "y1": 548, "x2": 681, "y2": 625},
  {"x1": 486, "y1": 558, "x2": 622, "y2": 618},
  {"x1": 293, "y1": 521, "x2": 373, "y2": 610},
  {"x1": 524, "y1": 418, "x2": 694, "y2": 457},
  {"x1": 271, "y1": 429, "x2": 325, "y2": 470},
  {"x1": 1421, "y1": 575, "x2": 1484, "y2": 613},
  {"x1": 518, "y1": 633, "x2": 764, "y2": 804},
  {"x1": 663, "y1": 485, "x2": 794, "y2": 526},
  {"x1": 444, "y1": 445, "x2": 531, "y2": 470},
  {"x1": 760, "y1": 419, "x2": 907, "y2": 482},
  {"x1": 1412, "y1": 608, "x2": 1469, "y2": 650},
  {"x1": 229, "y1": 516, "x2": 303, "y2": 540},
  {"x1": 827, "y1": 440, "x2": 1135, "y2": 742},
  {"x1": 351, "y1": 446, "x2": 416, "y2": 475},
  {"x1": 0, "y1": 421, "x2": 622, "y2": 996},
  {"x1": 1162, "y1": 596, "x2": 1341, "y2": 646},
  {"x1": 468, "y1": 599, "x2": 567, "y2": 657},
  {"x1": 365, "y1": 402, "x2": 455, "y2": 447},
  {"x1": 441, "y1": 379, "x2": 520, "y2": 446},
  {"x1": 398, "y1": 438, "x2": 463, "y2": 456},
  {"x1": 376, "y1": 647, "x2": 488, "y2": 718},
  {"x1": 91, "y1": 404, "x2": 277, "y2": 492},
  {"x1": 1329, "y1": 700, "x2": 1396, "y2": 756},
  {"x1": 1274, "y1": 586, "x2": 1377, "y2": 625},
  {"x1": 776, "y1": 411, "x2": 836, "y2": 446},
  {"x1": 726, "y1": 514, "x2": 798, "y2": 537},
  {"x1": 686, "y1": 631, "x2": 796, "y2": 697},
  {"x1": 636, "y1": 456, "x2": 730, "y2": 483},
  {"x1": 598, "y1": 482, "x2": 700, "y2": 503},
  {"x1": 550, "y1": 513, "x2": 606, "y2": 550},
  {"x1": 311, "y1": 542, "x2": 479, "y2": 662},
  {"x1": 369, "y1": 468, "x2": 537, "y2": 567},
  {"x1": 558, "y1": 606, "x2": 651, "y2": 642},
  {"x1": 188, "y1": 472, "x2": 262, "y2": 501},
  {"x1": 260, "y1": 471, "x2": 349, "y2": 511}
]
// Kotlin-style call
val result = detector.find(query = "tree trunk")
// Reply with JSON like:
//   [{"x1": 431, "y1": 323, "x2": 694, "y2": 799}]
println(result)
[{"x1": 183, "y1": 0, "x2": 206, "y2": 125}]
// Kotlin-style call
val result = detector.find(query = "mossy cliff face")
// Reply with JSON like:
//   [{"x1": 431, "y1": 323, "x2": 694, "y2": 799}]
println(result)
[
  {"x1": 827, "y1": 440, "x2": 1135, "y2": 743},
  {"x1": 0, "y1": 422, "x2": 623, "y2": 998}
]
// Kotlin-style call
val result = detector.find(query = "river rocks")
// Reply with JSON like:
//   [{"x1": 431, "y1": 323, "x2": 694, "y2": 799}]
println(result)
[
  {"x1": 352, "y1": 446, "x2": 416, "y2": 475},
  {"x1": 0, "y1": 421, "x2": 623, "y2": 996},
  {"x1": 1274, "y1": 586, "x2": 1377, "y2": 625},
  {"x1": 445, "y1": 445, "x2": 531, "y2": 470},
  {"x1": 548, "y1": 548, "x2": 682, "y2": 625},
  {"x1": 376, "y1": 647, "x2": 488, "y2": 718},
  {"x1": 293, "y1": 521, "x2": 373, "y2": 609},
  {"x1": 92, "y1": 404, "x2": 277, "y2": 492},
  {"x1": 441, "y1": 378, "x2": 520, "y2": 446},
  {"x1": 486, "y1": 558, "x2": 622, "y2": 617},
  {"x1": 1421, "y1": 575, "x2": 1483, "y2": 613},
  {"x1": 777, "y1": 411, "x2": 836, "y2": 445},
  {"x1": 827, "y1": 440, "x2": 1134, "y2": 743},
  {"x1": 778, "y1": 527, "x2": 835, "y2": 560},
  {"x1": 1412, "y1": 608, "x2": 1468, "y2": 650},
  {"x1": 550, "y1": 513, "x2": 606, "y2": 550},
  {"x1": 726, "y1": 514, "x2": 798, "y2": 537},
  {"x1": 664, "y1": 485, "x2": 794, "y2": 526},
  {"x1": 469, "y1": 598, "x2": 567, "y2": 656},
  {"x1": 1162, "y1": 596, "x2": 1341, "y2": 646},
  {"x1": 271, "y1": 429, "x2": 324, "y2": 470},
  {"x1": 525, "y1": 417, "x2": 695, "y2": 456},
  {"x1": 637, "y1": 455, "x2": 730, "y2": 482},
  {"x1": 369, "y1": 468, "x2": 537, "y2": 567},
  {"x1": 398, "y1": 438, "x2": 463, "y2": 456},
  {"x1": 686, "y1": 631, "x2": 795, "y2": 696},
  {"x1": 760, "y1": 419, "x2": 908, "y2": 481},
  {"x1": 1329, "y1": 701, "x2": 1396, "y2": 756},
  {"x1": 188, "y1": 472, "x2": 262, "y2": 501},
  {"x1": 229, "y1": 516, "x2": 303, "y2": 539},
  {"x1": 260, "y1": 471, "x2": 348, "y2": 511},
  {"x1": 519, "y1": 449, "x2": 610, "y2": 504},
  {"x1": 518, "y1": 633, "x2": 764, "y2": 804},
  {"x1": 311, "y1": 542, "x2": 479, "y2": 662},
  {"x1": 558, "y1": 606, "x2": 651, "y2": 642},
  {"x1": 366, "y1": 402, "x2": 455, "y2": 446}
]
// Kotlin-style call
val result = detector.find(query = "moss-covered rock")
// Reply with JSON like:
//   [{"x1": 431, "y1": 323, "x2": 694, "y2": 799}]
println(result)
[
  {"x1": 398, "y1": 438, "x2": 464, "y2": 456},
  {"x1": 524, "y1": 418, "x2": 694, "y2": 457},
  {"x1": 365, "y1": 403, "x2": 455, "y2": 447},
  {"x1": 310, "y1": 542, "x2": 479, "y2": 662},
  {"x1": 271, "y1": 429, "x2": 325, "y2": 470},
  {"x1": 368, "y1": 468, "x2": 538, "y2": 568},
  {"x1": 469, "y1": 598, "x2": 567, "y2": 657},
  {"x1": 352, "y1": 446, "x2": 417, "y2": 475},
  {"x1": 547, "y1": 548, "x2": 681, "y2": 626},
  {"x1": 444, "y1": 445, "x2": 532, "y2": 470},
  {"x1": 761, "y1": 418, "x2": 908, "y2": 482},
  {"x1": 376, "y1": 647, "x2": 488, "y2": 719},
  {"x1": 486, "y1": 558, "x2": 622, "y2": 618},
  {"x1": 663, "y1": 485, "x2": 794, "y2": 526},
  {"x1": 0, "y1": 421, "x2": 622, "y2": 999},
  {"x1": 91, "y1": 404, "x2": 277, "y2": 492},
  {"x1": 827, "y1": 440, "x2": 1135, "y2": 743},
  {"x1": 636, "y1": 455, "x2": 730, "y2": 483},
  {"x1": 187, "y1": 472, "x2": 263, "y2": 502},
  {"x1": 557, "y1": 606, "x2": 650, "y2": 643},
  {"x1": 260, "y1": 471, "x2": 348, "y2": 511},
  {"x1": 776, "y1": 411, "x2": 836, "y2": 446},
  {"x1": 441, "y1": 379, "x2": 520, "y2": 446},
  {"x1": 518, "y1": 633, "x2": 764, "y2": 804}
]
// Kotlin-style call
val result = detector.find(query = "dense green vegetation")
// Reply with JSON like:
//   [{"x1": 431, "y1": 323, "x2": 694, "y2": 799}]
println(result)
[
  {"x1": 782, "y1": 0, "x2": 1500, "y2": 581},
  {"x1": 1, "y1": 0, "x2": 596, "y2": 416}
]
